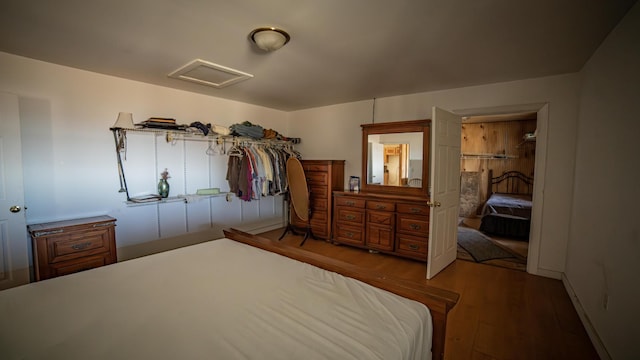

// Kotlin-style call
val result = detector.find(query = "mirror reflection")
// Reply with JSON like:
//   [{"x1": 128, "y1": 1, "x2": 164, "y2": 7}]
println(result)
[{"x1": 367, "y1": 132, "x2": 423, "y2": 187}]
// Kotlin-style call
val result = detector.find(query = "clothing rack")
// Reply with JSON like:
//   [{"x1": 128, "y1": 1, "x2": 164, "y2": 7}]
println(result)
[{"x1": 110, "y1": 127, "x2": 299, "y2": 203}]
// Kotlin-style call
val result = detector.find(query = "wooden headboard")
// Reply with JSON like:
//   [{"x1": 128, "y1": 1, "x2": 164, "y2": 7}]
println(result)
[{"x1": 487, "y1": 169, "x2": 534, "y2": 195}]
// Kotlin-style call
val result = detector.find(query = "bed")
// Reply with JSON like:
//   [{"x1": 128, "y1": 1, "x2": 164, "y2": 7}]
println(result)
[
  {"x1": 0, "y1": 228, "x2": 458, "y2": 360},
  {"x1": 479, "y1": 170, "x2": 534, "y2": 239}
]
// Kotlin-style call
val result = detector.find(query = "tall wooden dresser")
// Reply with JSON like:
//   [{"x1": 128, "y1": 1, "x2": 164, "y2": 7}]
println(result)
[
  {"x1": 28, "y1": 215, "x2": 117, "y2": 281},
  {"x1": 291, "y1": 160, "x2": 345, "y2": 240}
]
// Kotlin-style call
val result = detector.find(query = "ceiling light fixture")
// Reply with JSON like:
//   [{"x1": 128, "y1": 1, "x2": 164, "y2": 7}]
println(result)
[{"x1": 249, "y1": 27, "x2": 290, "y2": 51}]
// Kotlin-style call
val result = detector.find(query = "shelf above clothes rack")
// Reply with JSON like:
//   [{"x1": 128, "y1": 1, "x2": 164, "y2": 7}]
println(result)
[{"x1": 110, "y1": 127, "x2": 297, "y2": 146}]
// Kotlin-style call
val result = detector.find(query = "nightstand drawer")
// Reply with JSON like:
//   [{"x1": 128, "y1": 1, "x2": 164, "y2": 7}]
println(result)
[
  {"x1": 51, "y1": 254, "x2": 111, "y2": 278},
  {"x1": 48, "y1": 228, "x2": 113, "y2": 263}
]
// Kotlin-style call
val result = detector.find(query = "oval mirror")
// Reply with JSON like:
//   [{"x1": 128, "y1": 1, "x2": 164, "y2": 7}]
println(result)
[{"x1": 286, "y1": 157, "x2": 309, "y2": 221}]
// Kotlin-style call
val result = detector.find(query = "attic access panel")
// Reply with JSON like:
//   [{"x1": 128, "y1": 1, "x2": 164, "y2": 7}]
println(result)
[{"x1": 168, "y1": 59, "x2": 253, "y2": 88}]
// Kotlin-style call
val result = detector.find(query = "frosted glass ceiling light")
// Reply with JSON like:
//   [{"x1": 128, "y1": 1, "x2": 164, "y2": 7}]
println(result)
[{"x1": 249, "y1": 27, "x2": 290, "y2": 51}]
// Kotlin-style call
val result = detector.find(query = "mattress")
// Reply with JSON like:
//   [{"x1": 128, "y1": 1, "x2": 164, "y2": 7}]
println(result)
[
  {"x1": 481, "y1": 193, "x2": 532, "y2": 219},
  {"x1": 480, "y1": 193, "x2": 532, "y2": 239},
  {"x1": 0, "y1": 238, "x2": 432, "y2": 360}
]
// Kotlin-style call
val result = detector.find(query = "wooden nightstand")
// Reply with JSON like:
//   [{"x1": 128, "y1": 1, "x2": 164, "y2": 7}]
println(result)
[{"x1": 28, "y1": 215, "x2": 117, "y2": 281}]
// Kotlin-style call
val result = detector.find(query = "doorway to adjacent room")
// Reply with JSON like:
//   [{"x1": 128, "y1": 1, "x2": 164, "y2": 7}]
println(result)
[{"x1": 457, "y1": 111, "x2": 537, "y2": 271}]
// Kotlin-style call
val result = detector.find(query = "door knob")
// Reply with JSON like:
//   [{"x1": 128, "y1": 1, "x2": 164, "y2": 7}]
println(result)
[
  {"x1": 9, "y1": 205, "x2": 22, "y2": 213},
  {"x1": 426, "y1": 201, "x2": 441, "y2": 208}
]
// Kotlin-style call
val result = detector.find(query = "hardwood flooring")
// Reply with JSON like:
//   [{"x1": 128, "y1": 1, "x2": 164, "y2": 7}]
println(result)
[
  {"x1": 260, "y1": 228, "x2": 599, "y2": 360},
  {"x1": 458, "y1": 217, "x2": 528, "y2": 272}
]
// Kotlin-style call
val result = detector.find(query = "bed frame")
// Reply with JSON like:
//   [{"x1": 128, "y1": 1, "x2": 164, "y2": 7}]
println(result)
[
  {"x1": 487, "y1": 169, "x2": 534, "y2": 195},
  {"x1": 224, "y1": 228, "x2": 459, "y2": 360}
]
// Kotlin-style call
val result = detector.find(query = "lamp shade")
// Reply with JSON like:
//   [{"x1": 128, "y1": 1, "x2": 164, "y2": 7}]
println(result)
[
  {"x1": 113, "y1": 112, "x2": 134, "y2": 129},
  {"x1": 250, "y1": 27, "x2": 290, "y2": 51}
]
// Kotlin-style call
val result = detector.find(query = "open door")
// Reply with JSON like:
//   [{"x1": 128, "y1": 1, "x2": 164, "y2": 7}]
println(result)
[
  {"x1": 427, "y1": 107, "x2": 461, "y2": 279},
  {"x1": 0, "y1": 92, "x2": 30, "y2": 289}
]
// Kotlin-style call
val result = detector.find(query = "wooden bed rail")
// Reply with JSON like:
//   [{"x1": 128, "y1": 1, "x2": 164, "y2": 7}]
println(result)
[{"x1": 223, "y1": 228, "x2": 459, "y2": 360}]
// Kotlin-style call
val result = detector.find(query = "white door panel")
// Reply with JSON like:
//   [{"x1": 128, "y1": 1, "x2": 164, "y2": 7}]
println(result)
[
  {"x1": 427, "y1": 107, "x2": 461, "y2": 279},
  {"x1": 0, "y1": 92, "x2": 30, "y2": 290}
]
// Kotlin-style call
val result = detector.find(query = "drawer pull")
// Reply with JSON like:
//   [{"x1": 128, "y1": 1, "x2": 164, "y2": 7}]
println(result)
[
  {"x1": 345, "y1": 201, "x2": 355, "y2": 206},
  {"x1": 409, "y1": 244, "x2": 420, "y2": 250},
  {"x1": 410, "y1": 207, "x2": 421, "y2": 213},
  {"x1": 71, "y1": 242, "x2": 92, "y2": 250},
  {"x1": 410, "y1": 223, "x2": 421, "y2": 230},
  {"x1": 345, "y1": 215, "x2": 356, "y2": 220},
  {"x1": 375, "y1": 204, "x2": 386, "y2": 209},
  {"x1": 345, "y1": 232, "x2": 354, "y2": 238},
  {"x1": 33, "y1": 229, "x2": 64, "y2": 237}
]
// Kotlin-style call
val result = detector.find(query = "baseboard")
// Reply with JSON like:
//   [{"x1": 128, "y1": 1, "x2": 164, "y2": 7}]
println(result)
[
  {"x1": 233, "y1": 220, "x2": 285, "y2": 234},
  {"x1": 529, "y1": 266, "x2": 562, "y2": 279},
  {"x1": 561, "y1": 274, "x2": 611, "y2": 360}
]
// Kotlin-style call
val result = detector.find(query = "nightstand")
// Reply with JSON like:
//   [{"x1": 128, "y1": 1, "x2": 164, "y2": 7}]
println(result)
[{"x1": 28, "y1": 215, "x2": 117, "y2": 281}]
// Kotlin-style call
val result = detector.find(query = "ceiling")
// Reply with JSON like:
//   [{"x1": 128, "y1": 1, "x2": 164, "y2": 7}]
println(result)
[{"x1": 1, "y1": 0, "x2": 636, "y2": 111}]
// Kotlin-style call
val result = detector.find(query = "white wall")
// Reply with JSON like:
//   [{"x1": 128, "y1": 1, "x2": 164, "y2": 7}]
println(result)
[
  {"x1": 288, "y1": 74, "x2": 581, "y2": 278},
  {"x1": 0, "y1": 52, "x2": 290, "y2": 260},
  {"x1": 566, "y1": 3, "x2": 640, "y2": 359}
]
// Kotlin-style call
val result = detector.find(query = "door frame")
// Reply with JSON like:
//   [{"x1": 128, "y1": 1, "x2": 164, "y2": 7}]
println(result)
[
  {"x1": 0, "y1": 92, "x2": 30, "y2": 289},
  {"x1": 454, "y1": 103, "x2": 549, "y2": 276}
]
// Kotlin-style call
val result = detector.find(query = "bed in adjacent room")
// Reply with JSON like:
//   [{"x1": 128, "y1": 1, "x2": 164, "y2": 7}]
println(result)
[
  {"x1": 479, "y1": 169, "x2": 534, "y2": 239},
  {"x1": 0, "y1": 228, "x2": 458, "y2": 360}
]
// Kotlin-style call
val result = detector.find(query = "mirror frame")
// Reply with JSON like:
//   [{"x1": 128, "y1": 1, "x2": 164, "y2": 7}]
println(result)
[{"x1": 361, "y1": 119, "x2": 431, "y2": 198}]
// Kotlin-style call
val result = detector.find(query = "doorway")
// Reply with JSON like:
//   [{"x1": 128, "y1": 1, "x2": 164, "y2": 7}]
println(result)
[{"x1": 457, "y1": 111, "x2": 537, "y2": 271}]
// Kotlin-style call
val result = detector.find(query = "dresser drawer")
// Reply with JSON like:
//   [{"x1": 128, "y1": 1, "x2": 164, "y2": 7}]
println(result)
[
  {"x1": 309, "y1": 185, "x2": 328, "y2": 199},
  {"x1": 366, "y1": 210, "x2": 394, "y2": 226},
  {"x1": 397, "y1": 215, "x2": 429, "y2": 236},
  {"x1": 311, "y1": 197, "x2": 328, "y2": 211},
  {"x1": 335, "y1": 196, "x2": 365, "y2": 208},
  {"x1": 397, "y1": 203, "x2": 430, "y2": 216},
  {"x1": 334, "y1": 224, "x2": 365, "y2": 246},
  {"x1": 305, "y1": 172, "x2": 328, "y2": 186},
  {"x1": 303, "y1": 163, "x2": 329, "y2": 172},
  {"x1": 366, "y1": 200, "x2": 395, "y2": 212},
  {"x1": 396, "y1": 233, "x2": 428, "y2": 258},
  {"x1": 335, "y1": 207, "x2": 365, "y2": 225}
]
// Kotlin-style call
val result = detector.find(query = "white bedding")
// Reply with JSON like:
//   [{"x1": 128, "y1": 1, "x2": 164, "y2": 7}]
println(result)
[{"x1": 0, "y1": 238, "x2": 432, "y2": 360}]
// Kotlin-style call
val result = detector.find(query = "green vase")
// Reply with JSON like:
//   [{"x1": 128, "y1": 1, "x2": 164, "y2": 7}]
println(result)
[{"x1": 158, "y1": 178, "x2": 170, "y2": 198}]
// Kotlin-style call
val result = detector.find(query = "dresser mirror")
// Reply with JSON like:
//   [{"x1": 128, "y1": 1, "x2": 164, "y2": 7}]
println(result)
[{"x1": 361, "y1": 119, "x2": 430, "y2": 197}]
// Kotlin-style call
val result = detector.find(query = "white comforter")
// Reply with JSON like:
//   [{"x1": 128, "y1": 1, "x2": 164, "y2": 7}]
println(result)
[{"x1": 0, "y1": 238, "x2": 431, "y2": 359}]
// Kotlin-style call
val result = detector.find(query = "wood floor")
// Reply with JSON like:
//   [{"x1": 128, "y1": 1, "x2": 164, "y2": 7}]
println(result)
[
  {"x1": 260, "y1": 228, "x2": 599, "y2": 360},
  {"x1": 458, "y1": 217, "x2": 528, "y2": 272}
]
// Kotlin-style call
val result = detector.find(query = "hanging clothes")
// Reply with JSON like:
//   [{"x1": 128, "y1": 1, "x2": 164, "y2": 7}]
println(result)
[{"x1": 225, "y1": 141, "x2": 300, "y2": 201}]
